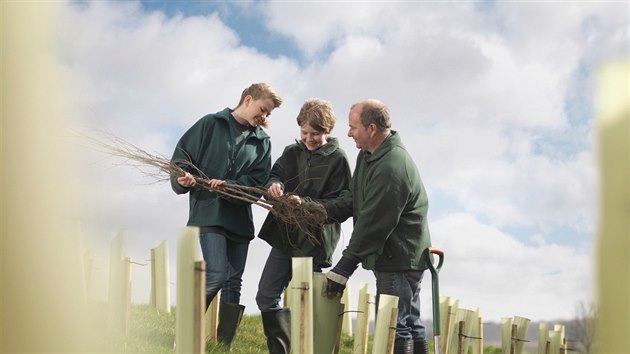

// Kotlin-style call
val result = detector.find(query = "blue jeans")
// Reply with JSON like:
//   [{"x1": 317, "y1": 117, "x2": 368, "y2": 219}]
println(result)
[
  {"x1": 374, "y1": 270, "x2": 426, "y2": 341},
  {"x1": 199, "y1": 232, "x2": 249, "y2": 304},
  {"x1": 256, "y1": 247, "x2": 323, "y2": 311}
]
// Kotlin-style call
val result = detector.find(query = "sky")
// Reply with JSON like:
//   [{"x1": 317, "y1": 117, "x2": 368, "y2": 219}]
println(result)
[{"x1": 56, "y1": 0, "x2": 629, "y2": 323}]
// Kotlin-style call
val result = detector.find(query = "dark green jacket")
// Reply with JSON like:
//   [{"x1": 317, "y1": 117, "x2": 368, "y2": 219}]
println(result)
[
  {"x1": 170, "y1": 108, "x2": 272, "y2": 242},
  {"x1": 324, "y1": 131, "x2": 432, "y2": 271},
  {"x1": 258, "y1": 137, "x2": 351, "y2": 267}
]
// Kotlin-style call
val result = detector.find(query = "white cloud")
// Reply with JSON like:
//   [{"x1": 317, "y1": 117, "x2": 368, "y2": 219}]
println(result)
[
  {"x1": 263, "y1": 2, "x2": 395, "y2": 59},
  {"x1": 56, "y1": 0, "x2": 626, "y2": 322},
  {"x1": 58, "y1": 0, "x2": 302, "y2": 140},
  {"x1": 430, "y1": 213, "x2": 594, "y2": 321}
]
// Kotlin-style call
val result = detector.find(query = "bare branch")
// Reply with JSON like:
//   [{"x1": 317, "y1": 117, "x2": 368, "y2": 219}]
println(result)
[{"x1": 82, "y1": 131, "x2": 328, "y2": 245}]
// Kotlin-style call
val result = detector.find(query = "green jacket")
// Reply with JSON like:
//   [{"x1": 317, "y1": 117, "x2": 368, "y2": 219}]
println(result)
[
  {"x1": 324, "y1": 131, "x2": 432, "y2": 271},
  {"x1": 170, "y1": 108, "x2": 272, "y2": 242},
  {"x1": 258, "y1": 137, "x2": 351, "y2": 267}
]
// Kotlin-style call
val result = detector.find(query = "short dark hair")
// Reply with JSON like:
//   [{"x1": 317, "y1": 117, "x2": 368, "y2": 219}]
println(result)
[{"x1": 355, "y1": 100, "x2": 391, "y2": 131}]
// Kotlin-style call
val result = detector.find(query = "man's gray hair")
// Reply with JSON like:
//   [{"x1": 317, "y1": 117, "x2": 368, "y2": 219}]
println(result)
[{"x1": 353, "y1": 99, "x2": 391, "y2": 131}]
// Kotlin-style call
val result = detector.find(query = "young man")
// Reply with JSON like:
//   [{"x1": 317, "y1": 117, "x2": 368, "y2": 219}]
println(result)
[
  {"x1": 255, "y1": 98, "x2": 351, "y2": 354},
  {"x1": 170, "y1": 83, "x2": 282, "y2": 348},
  {"x1": 321, "y1": 99, "x2": 433, "y2": 354}
]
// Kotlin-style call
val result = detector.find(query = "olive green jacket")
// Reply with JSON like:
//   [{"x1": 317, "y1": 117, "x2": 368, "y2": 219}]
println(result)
[
  {"x1": 324, "y1": 131, "x2": 432, "y2": 271},
  {"x1": 170, "y1": 108, "x2": 271, "y2": 242}
]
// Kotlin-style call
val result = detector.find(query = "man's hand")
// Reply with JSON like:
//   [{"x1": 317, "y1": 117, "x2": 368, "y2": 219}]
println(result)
[
  {"x1": 322, "y1": 255, "x2": 359, "y2": 299},
  {"x1": 322, "y1": 270, "x2": 348, "y2": 299}
]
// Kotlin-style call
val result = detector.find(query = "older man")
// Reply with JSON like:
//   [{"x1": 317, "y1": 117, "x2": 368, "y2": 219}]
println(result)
[{"x1": 321, "y1": 99, "x2": 432, "y2": 354}]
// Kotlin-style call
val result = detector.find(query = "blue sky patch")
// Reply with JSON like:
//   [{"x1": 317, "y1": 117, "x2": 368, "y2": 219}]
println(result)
[{"x1": 139, "y1": 1, "x2": 302, "y2": 62}]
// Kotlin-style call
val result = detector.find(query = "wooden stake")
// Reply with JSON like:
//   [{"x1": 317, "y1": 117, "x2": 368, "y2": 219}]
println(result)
[
  {"x1": 300, "y1": 281, "x2": 309, "y2": 354},
  {"x1": 447, "y1": 307, "x2": 474, "y2": 354},
  {"x1": 385, "y1": 307, "x2": 399, "y2": 354},
  {"x1": 510, "y1": 324, "x2": 517, "y2": 354},
  {"x1": 545, "y1": 340, "x2": 550, "y2": 354},
  {"x1": 458, "y1": 321, "x2": 465, "y2": 354},
  {"x1": 193, "y1": 260, "x2": 206, "y2": 354},
  {"x1": 206, "y1": 290, "x2": 220, "y2": 343},
  {"x1": 560, "y1": 337, "x2": 568, "y2": 354}
]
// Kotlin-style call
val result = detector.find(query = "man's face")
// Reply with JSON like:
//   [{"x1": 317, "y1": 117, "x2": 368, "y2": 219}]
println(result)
[{"x1": 347, "y1": 106, "x2": 370, "y2": 151}]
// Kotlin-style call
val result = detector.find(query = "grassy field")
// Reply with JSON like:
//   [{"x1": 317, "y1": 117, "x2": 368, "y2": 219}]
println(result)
[
  {"x1": 108, "y1": 305, "x2": 521, "y2": 354},
  {"x1": 116, "y1": 304, "x2": 365, "y2": 353}
]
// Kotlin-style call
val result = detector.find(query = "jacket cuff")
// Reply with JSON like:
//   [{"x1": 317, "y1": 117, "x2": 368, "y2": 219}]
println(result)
[{"x1": 332, "y1": 255, "x2": 359, "y2": 278}]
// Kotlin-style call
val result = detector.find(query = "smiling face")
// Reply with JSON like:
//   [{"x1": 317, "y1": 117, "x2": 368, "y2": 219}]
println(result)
[
  {"x1": 243, "y1": 98, "x2": 275, "y2": 127},
  {"x1": 300, "y1": 122, "x2": 329, "y2": 151},
  {"x1": 233, "y1": 83, "x2": 282, "y2": 128},
  {"x1": 347, "y1": 105, "x2": 371, "y2": 151},
  {"x1": 241, "y1": 96, "x2": 276, "y2": 127}
]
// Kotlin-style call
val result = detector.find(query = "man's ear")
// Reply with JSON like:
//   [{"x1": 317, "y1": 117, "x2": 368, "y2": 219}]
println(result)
[{"x1": 369, "y1": 123, "x2": 377, "y2": 136}]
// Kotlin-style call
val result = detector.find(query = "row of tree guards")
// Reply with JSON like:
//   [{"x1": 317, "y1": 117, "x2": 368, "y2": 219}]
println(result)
[
  {"x1": 106, "y1": 226, "x2": 401, "y2": 353},
  {"x1": 439, "y1": 297, "x2": 569, "y2": 354},
  {"x1": 103, "y1": 226, "x2": 571, "y2": 354}
]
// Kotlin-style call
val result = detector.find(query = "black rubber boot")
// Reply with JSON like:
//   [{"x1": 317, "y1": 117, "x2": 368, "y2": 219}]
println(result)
[
  {"x1": 394, "y1": 338, "x2": 413, "y2": 354},
  {"x1": 261, "y1": 309, "x2": 291, "y2": 354},
  {"x1": 217, "y1": 302, "x2": 245, "y2": 349},
  {"x1": 413, "y1": 339, "x2": 429, "y2": 354}
]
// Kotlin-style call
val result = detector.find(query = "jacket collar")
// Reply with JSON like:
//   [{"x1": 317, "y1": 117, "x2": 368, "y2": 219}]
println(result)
[
  {"x1": 217, "y1": 107, "x2": 270, "y2": 140},
  {"x1": 364, "y1": 130, "x2": 401, "y2": 162},
  {"x1": 295, "y1": 137, "x2": 340, "y2": 156}
]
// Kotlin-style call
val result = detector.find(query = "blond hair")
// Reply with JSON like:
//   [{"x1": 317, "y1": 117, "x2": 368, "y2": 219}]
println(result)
[{"x1": 236, "y1": 83, "x2": 283, "y2": 108}]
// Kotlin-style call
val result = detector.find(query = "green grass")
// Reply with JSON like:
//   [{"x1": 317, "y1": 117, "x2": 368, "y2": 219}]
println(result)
[
  {"x1": 118, "y1": 304, "x2": 363, "y2": 353},
  {"x1": 106, "y1": 305, "x2": 510, "y2": 354},
  {"x1": 117, "y1": 305, "x2": 555, "y2": 354},
  {"x1": 124, "y1": 305, "x2": 178, "y2": 353}
]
